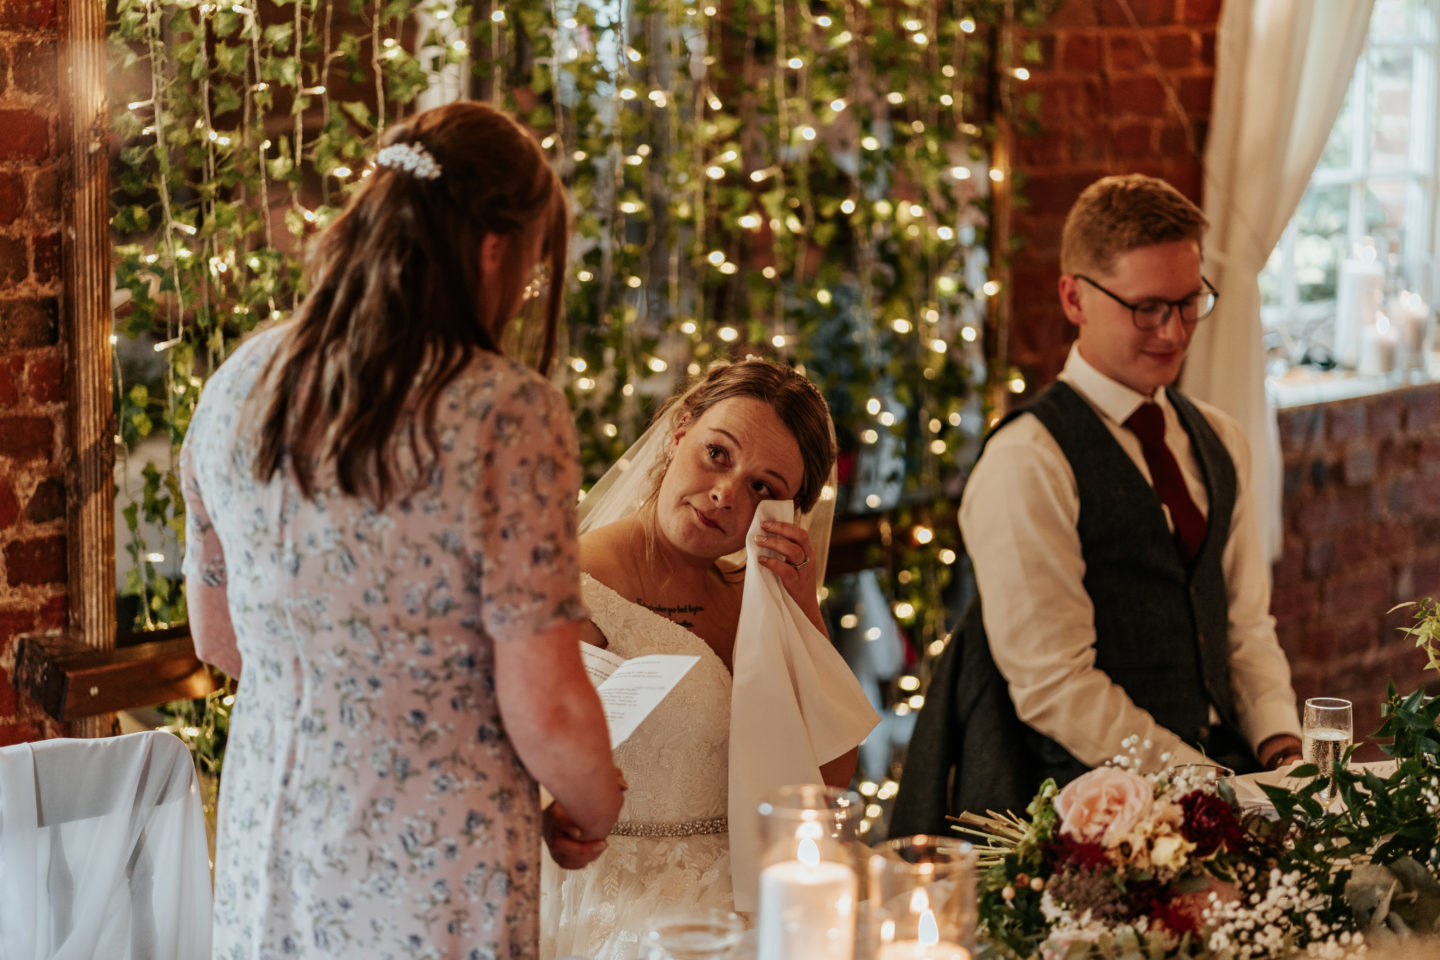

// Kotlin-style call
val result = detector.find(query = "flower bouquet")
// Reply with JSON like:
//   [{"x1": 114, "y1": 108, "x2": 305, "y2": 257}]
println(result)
[{"x1": 957, "y1": 599, "x2": 1440, "y2": 960}]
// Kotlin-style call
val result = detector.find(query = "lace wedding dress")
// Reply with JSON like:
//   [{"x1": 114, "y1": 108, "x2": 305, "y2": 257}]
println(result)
[{"x1": 539, "y1": 575, "x2": 736, "y2": 960}]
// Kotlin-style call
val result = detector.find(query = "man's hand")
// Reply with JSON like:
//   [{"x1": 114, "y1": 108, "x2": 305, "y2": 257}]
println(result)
[
  {"x1": 1258, "y1": 733, "x2": 1303, "y2": 770},
  {"x1": 543, "y1": 801, "x2": 609, "y2": 870}
]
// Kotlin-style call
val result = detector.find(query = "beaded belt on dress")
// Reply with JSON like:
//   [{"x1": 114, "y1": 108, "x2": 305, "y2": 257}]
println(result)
[{"x1": 610, "y1": 816, "x2": 728, "y2": 838}]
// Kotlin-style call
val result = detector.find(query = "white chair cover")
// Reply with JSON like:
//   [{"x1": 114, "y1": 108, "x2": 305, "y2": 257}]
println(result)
[{"x1": 0, "y1": 730, "x2": 213, "y2": 960}]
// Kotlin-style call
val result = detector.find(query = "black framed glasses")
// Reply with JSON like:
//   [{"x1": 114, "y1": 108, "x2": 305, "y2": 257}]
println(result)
[{"x1": 1074, "y1": 274, "x2": 1218, "y2": 329}]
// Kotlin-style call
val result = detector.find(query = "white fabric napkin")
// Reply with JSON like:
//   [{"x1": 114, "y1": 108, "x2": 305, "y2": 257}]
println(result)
[{"x1": 728, "y1": 499, "x2": 881, "y2": 911}]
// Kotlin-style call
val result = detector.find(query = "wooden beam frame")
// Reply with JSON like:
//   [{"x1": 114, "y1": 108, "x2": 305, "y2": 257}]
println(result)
[
  {"x1": 15, "y1": 626, "x2": 219, "y2": 722},
  {"x1": 59, "y1": 0, "x2": 117, "y2": 737}
]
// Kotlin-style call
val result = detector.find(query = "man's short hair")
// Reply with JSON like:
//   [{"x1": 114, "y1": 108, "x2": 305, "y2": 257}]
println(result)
[{"x1": 1059, "y1": 174, "x2": 1208, "y2": 277}]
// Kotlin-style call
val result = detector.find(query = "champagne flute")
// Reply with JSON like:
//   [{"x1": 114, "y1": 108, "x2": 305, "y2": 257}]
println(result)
[{"x1": 1302, "y1": 697, "x2": 1353, "y2": 802}]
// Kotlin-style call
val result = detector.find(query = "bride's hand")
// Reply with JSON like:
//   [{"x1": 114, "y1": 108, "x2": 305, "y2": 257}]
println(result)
[
  {"x1": 544, "y1": 801, "x2": 609, "y2": 870},
  {"x1": 755, "y1": 519, "x2": 825, "y2": 632}
]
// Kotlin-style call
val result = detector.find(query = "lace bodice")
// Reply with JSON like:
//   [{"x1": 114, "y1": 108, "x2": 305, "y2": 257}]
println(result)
[
  {"x1": 584, "y1": 575, "x2": 732, "y2": 823},
  {"x1": 540, "y1": 577, "x2": 736, "y2": 960}
]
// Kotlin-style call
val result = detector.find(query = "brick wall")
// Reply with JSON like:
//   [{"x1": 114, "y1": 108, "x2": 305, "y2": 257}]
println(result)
[
  {"x1": 1273, "y1": 385, "x2": 1440, "y2": 752},
  {"x1": 0, "y1": 0, "x2": 69, "y2": 745},
  {"x1": 1009, "y1": 0, "x2": 1220, "y2": 386}
]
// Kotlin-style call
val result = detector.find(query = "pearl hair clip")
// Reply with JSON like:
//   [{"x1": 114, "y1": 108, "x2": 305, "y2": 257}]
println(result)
[{"x1": 375, "y1": 142, "x2": 442, "y2": 181}]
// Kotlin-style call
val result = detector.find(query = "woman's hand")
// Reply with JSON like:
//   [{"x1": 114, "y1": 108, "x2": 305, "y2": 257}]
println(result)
[
  {"x1": 754, "y1": 519, "x2": 826, "y2": 634},
  {"x1": 543, "y1": 801, "x2": 609, "y2": 870}
]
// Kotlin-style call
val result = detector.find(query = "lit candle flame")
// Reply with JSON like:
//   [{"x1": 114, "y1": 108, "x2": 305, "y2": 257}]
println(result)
[{"x1": 918, "y1": 910, "x2": 939, "y2": 946}]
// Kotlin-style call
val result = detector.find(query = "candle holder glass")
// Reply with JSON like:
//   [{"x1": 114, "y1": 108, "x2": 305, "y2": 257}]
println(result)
[
  {"x1": 754, "y1": 784, "x2": 864, "y2": 960},
  {"x1": 866, "y1": 835, "x2": 977, "y2": 960}
]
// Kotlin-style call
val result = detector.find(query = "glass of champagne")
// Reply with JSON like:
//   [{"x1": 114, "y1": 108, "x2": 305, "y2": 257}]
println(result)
[{"x1": 1302, "y1": 697, "x2": 1353, "y2": 802}]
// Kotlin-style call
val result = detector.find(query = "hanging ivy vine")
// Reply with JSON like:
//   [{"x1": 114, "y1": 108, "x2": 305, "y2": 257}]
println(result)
[{"x1": 107, "y1": 0, "x2": 1055, "y2": 765}]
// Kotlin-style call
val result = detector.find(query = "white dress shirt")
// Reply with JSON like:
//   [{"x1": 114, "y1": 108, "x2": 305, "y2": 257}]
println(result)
[{"x1": 958, "y1": 345, "x2": 1302, "y2": 773}]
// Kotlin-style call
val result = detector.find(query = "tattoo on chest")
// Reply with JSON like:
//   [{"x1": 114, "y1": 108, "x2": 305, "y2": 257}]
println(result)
[{"x1": 638, "y1": 599, "x2": 704, "y2": 627}]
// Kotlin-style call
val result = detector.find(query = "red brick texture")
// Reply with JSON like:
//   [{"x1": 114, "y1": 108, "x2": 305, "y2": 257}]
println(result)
[
  {"x1": 0, "y1": 0, "x2": 68, "y2": 745},
  {"x1": 1273, "y1": 385, "x2": 1440, "y2": 757},
  {"x1": 1007, "y1": 0, "x2": 1219, "y2": 387}
]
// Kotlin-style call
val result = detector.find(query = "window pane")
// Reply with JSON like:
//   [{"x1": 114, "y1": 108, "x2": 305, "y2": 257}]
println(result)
[
  {"x1": 1293, "y1": 183, "x2": 1349, "y2": 305},
  {"x1": 1319, "y1": 81, "x2": 1356, "y2": 170},
  {"x1": 1365, "y1": 179, "x2": 1410, "y2": 265},
  {"x1": 1368, "y1": 45, "x2": 1415, "y2": 170},
  {"x1": 1371, "y1": 0, "x2": 1422, "y2": 40}
]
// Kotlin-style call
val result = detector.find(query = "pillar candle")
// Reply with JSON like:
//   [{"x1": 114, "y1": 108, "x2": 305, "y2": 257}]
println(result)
[
  {"x1": 875, "y1": 942, "x2": 971, "y2": 960},
  {"x1": 756, "y1": 849, "x2": 857, "y2": 960},
  {"x1": 1358, "y1": 314, "x2": 1399, "y2": 377},
  {"x1": 1335, "y1": 257, "x2": 1385, "y2": 368}
]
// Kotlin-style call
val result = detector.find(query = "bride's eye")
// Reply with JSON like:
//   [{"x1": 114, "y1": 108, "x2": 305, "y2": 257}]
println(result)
[
  {"x1": 705, "y1": 443, "x2": 727, "y2": 463},
  {"x1": 750, "y1": 480, "x2": 775, "y2": 499}
]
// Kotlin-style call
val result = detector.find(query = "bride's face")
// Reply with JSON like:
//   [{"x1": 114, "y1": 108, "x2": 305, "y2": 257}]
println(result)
[{"x1": 655, "y1": 396, "x2": 804, "y2": 562}]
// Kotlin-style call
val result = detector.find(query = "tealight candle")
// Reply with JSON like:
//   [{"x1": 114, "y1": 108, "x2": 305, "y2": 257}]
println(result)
[{"x1": 756, "y1": 836, "x2": 857, "y2": 960}]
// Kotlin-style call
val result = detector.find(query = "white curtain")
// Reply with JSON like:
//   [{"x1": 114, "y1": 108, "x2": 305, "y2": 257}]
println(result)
[{"x1": 1182, "y1": 0, "x2": 1374, "y2": 559}]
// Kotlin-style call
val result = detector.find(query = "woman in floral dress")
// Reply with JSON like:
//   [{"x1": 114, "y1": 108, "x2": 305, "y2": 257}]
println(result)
[{"x1": 181, "y1": 102, "x2": 624, "y2": 960}]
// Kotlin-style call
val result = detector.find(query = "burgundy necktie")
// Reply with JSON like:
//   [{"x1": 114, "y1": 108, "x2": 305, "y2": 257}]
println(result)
[{"x1": 1124, "y1": 402, "x2": 1207, "y2": 563}]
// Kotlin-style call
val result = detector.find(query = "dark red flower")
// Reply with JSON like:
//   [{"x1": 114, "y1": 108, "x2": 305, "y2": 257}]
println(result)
[
  {"x1": 1044, "y1": 833, "x2": 1111, "y2": 871},
  {"x1": 1179, "y1": 790, "x2": 1245, "y2": 857}
]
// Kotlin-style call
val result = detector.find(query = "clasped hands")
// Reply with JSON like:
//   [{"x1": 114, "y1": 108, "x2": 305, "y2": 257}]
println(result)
[{"x1": 544, "y1": 768, "x2": 628, "y2": 870}]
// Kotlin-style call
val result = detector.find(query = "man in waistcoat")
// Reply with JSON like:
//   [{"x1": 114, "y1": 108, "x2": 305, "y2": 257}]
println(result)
[{"x1": 891, "y1": 174, "x2": 1303, "y2": 835}]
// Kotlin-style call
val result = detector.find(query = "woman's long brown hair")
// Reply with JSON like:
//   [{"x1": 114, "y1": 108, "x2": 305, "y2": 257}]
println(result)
[{"x1": 250, "y1": 101, "x2": 569, "y2": 506}]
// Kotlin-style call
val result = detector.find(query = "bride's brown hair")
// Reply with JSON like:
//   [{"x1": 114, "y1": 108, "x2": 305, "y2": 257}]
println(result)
[{"x1": 250, "y1": 101, "x2": 569, "y2": 505}]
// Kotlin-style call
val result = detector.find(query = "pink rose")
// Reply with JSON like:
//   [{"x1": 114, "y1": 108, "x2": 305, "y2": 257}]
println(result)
[{"x1": 1053, "y1": 767, "x2": 1154, "y2": 847}]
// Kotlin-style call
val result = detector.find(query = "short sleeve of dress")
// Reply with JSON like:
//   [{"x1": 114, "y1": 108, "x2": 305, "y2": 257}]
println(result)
[{"x1": 467, "y1": 372, "x2": 587, "y2": 644}]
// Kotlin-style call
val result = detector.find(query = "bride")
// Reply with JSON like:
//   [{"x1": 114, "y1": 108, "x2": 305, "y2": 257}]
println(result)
[{"x1": 539, "y1": 358, "x2": 879, "y2": 960}]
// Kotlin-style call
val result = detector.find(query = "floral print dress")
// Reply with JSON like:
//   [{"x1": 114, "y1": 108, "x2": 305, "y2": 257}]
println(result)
[{"x1": 181, "y1": 325, "x2": 588, "y2": 960}]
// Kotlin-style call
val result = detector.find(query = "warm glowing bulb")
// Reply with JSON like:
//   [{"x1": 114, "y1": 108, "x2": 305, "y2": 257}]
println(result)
[
  {"x1": 719, "y1": 326, "x2": 738, "y2": 342},
  {"x1": 961, "y1": 326, "x2": 978, "y2": 342},
  {"x1": 983, "y1": 280, "x2": 1001, "y2": 297}
]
